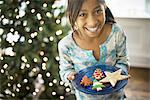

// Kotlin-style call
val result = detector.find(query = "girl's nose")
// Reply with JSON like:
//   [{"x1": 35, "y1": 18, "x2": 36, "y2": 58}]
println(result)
[{"x1": 86, "y1": 15, "x2": 98, "y2": 27}]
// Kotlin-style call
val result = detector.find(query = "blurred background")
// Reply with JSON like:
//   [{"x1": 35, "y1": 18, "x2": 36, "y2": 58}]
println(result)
[
  {"x1": 0, "y1": 0, "x2": 150, "y2": 100},
  {"x1": 105, "y1": 0, "x2": 150, "y2": 100}
]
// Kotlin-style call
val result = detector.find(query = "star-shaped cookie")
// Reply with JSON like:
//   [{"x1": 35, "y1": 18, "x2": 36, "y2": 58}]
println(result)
[{"x1": 99, "y1": 69, "x2": 130, "y2": 87}]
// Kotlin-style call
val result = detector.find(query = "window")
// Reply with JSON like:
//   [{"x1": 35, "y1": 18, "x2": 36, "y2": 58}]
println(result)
[{"x1": 105, "y1": 0, "x2": 150, "y2": 18}]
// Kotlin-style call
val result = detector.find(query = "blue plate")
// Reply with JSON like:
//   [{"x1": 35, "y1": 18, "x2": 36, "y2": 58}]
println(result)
[{"x1": 72, "y1": 64, "x2": 128, "y2": 95}]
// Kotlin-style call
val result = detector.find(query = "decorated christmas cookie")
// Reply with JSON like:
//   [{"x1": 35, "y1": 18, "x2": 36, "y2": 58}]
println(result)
[
  {"x1": 99, "y1": 69, "x2": 131, "y2": 87},
  {"x1": 92, "y1": 68, "x2": 105, "y2": 80},
  {"x1": 92, "y1": 79, "x2": 105, "y2": 91},
  {"x1": 80, "y1": 75, "x2": 93, "y2": 86}
]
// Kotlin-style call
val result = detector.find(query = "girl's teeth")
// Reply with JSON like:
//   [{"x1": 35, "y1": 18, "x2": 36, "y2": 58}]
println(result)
[{"x1": 86, "y1": 27, "x2": 97, "y2": 32}]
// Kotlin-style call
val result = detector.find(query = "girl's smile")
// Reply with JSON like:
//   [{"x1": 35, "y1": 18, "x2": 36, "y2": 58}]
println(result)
[{"x1": 84, "y1": 24, "x2": 103, "y2": 36}]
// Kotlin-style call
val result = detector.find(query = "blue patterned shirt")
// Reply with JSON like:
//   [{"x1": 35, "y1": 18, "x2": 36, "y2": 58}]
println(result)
[{"x1": 58, "y1": 23, "x2": 129, "y2": 100}]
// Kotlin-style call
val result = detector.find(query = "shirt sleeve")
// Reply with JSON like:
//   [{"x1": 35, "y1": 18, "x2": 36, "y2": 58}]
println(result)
[
  {"x1": 115, "y1": 28, "x2": 130, "y2": 74},
  {"x1": 58, "y1": 41, "x2": 75, "y2": 84}
]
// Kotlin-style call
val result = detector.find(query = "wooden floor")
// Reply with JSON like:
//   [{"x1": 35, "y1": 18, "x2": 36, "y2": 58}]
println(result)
[{"x1": 124, "y1": 67, "x2": 150, "y2": 100}]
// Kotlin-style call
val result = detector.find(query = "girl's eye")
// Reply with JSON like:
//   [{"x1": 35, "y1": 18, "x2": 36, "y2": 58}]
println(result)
[
  {"x1": 79, "y1": 13, "x2": 86, "y2": 17},
  {"x1": 95, "y1": 9, "x2": 103, "y2": 15}
]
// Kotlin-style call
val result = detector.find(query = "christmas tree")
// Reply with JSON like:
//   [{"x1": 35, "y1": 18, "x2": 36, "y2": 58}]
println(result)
[{"x1": 0, "y1": 0, "x2": 74, "y2": 99}]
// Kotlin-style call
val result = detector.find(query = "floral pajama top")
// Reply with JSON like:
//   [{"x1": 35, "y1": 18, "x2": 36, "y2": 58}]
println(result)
[{"x1": 58, "y1": 23, "x2": 129, "y2": 100}]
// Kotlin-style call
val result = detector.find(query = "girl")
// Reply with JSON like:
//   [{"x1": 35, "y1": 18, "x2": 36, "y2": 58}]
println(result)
[{"x1": 58, "y1": 0, "x2": 129, "y2": 99}]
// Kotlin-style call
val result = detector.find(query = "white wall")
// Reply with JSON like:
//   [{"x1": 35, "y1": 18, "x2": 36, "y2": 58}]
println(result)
[
  {"x1": 105, "y1": 0, "x2": 150, "y2": 18},
  {"x1": 116, "y1": 18, "x2": 150, "y2": 68}
]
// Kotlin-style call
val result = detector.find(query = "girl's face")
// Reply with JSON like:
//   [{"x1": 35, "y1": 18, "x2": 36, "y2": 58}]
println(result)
[{"x1": 75, "y1": 0, "x2": 105, "y2": 38}]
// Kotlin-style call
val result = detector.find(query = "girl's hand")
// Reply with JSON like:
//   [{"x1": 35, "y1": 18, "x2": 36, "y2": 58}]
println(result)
[{"x1": 67, "y1": 71, "x2": 77, "y2": 81}]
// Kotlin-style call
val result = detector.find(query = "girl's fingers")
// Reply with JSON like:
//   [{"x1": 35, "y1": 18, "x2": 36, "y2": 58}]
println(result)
[
  {"x1": 67, "y1": 72, "x2": 76, "y2": 80},
  {"x1": 71, "y1": 75, "x2": 75, "y2": 80}
]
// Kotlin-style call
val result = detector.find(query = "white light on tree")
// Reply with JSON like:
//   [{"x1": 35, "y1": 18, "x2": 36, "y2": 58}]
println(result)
[
  {"x1": 52, "y1": 91, "x2": 56, "y2": 95},
  {"x1": 21, "y1": 56, "x2": 27, "y2": 62},
  {"x1": 42, "y1": 64, "x2": 46, "y2": 70},
  {"x1": 6, "y1": 32, "x2": 20, "y2": 43},
  {"x1": 37, "y1": 13, "x2": 42, "y2": 20},
  {"x1": 23, "y1": 20, "x2": 27, "y2": 26},
  {"x1": 1, "y1": 69, "x2": 4, "y2": 73},
  {"x1": 17, "y1": 84, "x2": 21, "y2": 88},
  {"x1": 14, "y1": 21, "x2": 21, "y2": 26},
  {"x1": 15, "y1": 8, "x2": 18, "y2": 12},
  {"x1": 56, "y1": 30, "x2": 62, "y2": 35},
  {"x1": 34, "y1": 32, "x2": 38, "y2": 36},
  {"x1": 26, "y1": 86, "x2": 30, "y2": 90},
  {"x1": 46, "y1": 72, "x2": 51, "y2": 77},
  {"x1": 1, "y1": 57, "x2": 4, "y2": 60},
  {"x1": 23, "y1": 79, "x2": 28, "y2": 83},
  {"x1": 54, "y1": 9, "x2": 61, "y2": 18},
  {"x1": 46, "y1": 12, "x2": 52, "y2": 18},
  {"x1": 30, "y1": 33, "x2": 35, "y2": 38},
  {"x1": 53, "y1": 0, "x2": 65, "y2": 8},
  {"x1": 42, "y1": 62, "x2": 46, "y2": 67},
  {"x1": 65, "y1": 88, "x2": 70, "y2": 92},
  {"x1": 43, "y1": 3, "x2": 47, "y2": 8},
  {"x1": 28, "y1": 39, "x2": 32, "y2": 44},
  {"x1": 33, "y1": 58, "x2": 38, "y2": 62},
  {"x1": 16, "y1": 15, "x2": 20, "y2": 19},
  {"x1": 20, "y1": 36, "x2": 25, "y2": 42},
  {"x1": 0, "y1": 28, "x2": 4, "y2": 35},
  {"x1": 53, "y1": 79, "x2": 57, "y2": 84},
  {"x1": 4, "y1": 47, "x2": 16, "y2": 56},
  {"x1": 49, "y1": 36, "x2": 54, "y2": 41},
  {"x1": 32, "y1": 68, "x2": 37, "y2": 72},
  {"x1": 2, "y1": 18, "x2": 9, "y2": 25},
  {"x1": 40, "y1": 51, "x2": 44, "y2": 56},
  {"x1": 43, "y1": 57, "x2": 48, "y2": 62},
  {"x1": 26, "y1": 1, "x2": 30, "y2": 5},
  {"x1": 0, "y1": 1, "x2": 4, "y2": 4},
  {"x1": 31, "y1": 9, "x2": 35, "y2": 13},
  {"x1": 16, "y1": 88, "x2": 20, "y2": 92},
  {"x1": 10, "y1": 28, "x2": 14, "y2": 32},
  {"x1": 9, "y1": 20, "x2": 13, "y2": 25},
  {"x1": 8, "y1": 83, "x2": 11, "y2": 87},
  {"x1": 39, "y1": 27, "x2": 43, "y2": 31},
  {"x1": 56, "y1": 19, "x2": 60, "y2": 24},
  {"x1": 55, "y1": 56, "x2": 60, "y2": 61},
  {"x1": 40, "y1": 20, "x2": 44, "y2": 25},
  {"x1": 26, "y1": 64, "x2": 30, "y2": 68},
  {"x1": 38, "y1": 74, "x2": 42, "y2": 78},
  {"x1": 60, "y1": 81, "x2": 64, "y2": 85},
  {"x1": 20, "y1": 65, "x2": 25, "y2": 70},
  {"x1": 5, "y1": 89, "x2": 11, "y2": 95},
  {"x1": 10, "y1": 76, "x2": 13, "y2": 80},
  {"x1": 11, "y1": 42, "x2": 15, "y2": 46},
  {"x1": 43, "y1": 37, "x2": 49, "y2": 43},
  {"x1": 35, "y1": 88, "x2": 39, "y2": 92},
  {"x1": 25, "y1": 27, "x2": 30, "y2": 32},
  {"x1": 1, "y1": 15, "x2": 4, "y2": 18},
  {"x1": 12, "y1": 93, "x2": 15, "y2": 97},
  {"x1": 60, "y1": 96, "x2": 64, "y2": 99},
  {"x1": 33, "y1": 92, "x2": 36, "y2": 95},
  {"x1": 19, "y1": 1, "x2": 26, "y2": 17},
  {"x1": 3, "y1": 64, "x2": 8, "y2": 69},
  {"x1": 49, "y1": 82, "x2": 53, "y2": 87},
  {"x1": 20, "y1": 63, "x2": 25, "y2": 69}
]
